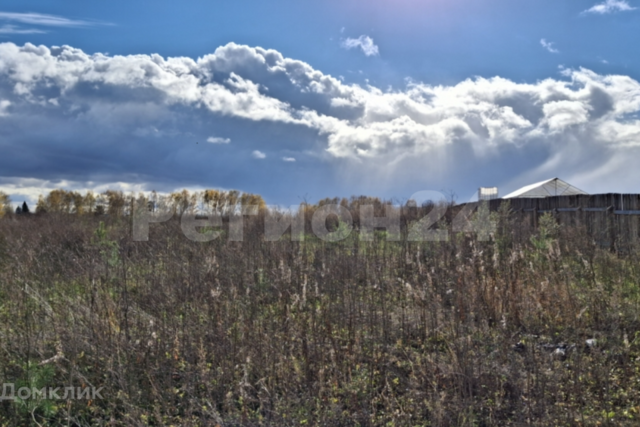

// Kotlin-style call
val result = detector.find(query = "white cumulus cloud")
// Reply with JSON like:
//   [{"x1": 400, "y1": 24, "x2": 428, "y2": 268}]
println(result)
[
  {"x1": 2, "y1": 41, "x2": 640, "y2": 201},
  {"x1": 341, "y1": 36, "x2": 379, "y2": 57},
  {"x1": 0, "y1": 99, "x2": 9, "y2": 115},
  {"x1": 282, "y1": 157, "x2": 296, "y2": 162},
  {"x1": 207, "y1": 136, "x2": 231, "y2": 144},
  {"x1": 583, "y1": 0, "x2": 636, "y2": 14},
  {"x1": 540, "y1": 39, "x2": 559, "y2": 54}
]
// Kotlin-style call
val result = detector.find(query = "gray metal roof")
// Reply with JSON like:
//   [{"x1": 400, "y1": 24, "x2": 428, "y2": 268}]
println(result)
[{"x1": 503, "y1": 178, "x2": 588, "y2": 198}]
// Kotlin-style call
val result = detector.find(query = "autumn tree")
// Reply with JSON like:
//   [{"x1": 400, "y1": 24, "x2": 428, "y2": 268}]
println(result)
[
  {"x1": 83, "y1": 191, "x2": 97, "y2": 214},
  {"x1": 36, "y1": 195, "x2": 47, "y2": 214},
  {"x1": 239, "y1": 192, "x2": 266, "y2": 211},
  {"x1": 203, "y1": 189, "x2": 222, "y2": 213},
  {"x1": 170, "y1": 190, "x2": 197, "y2": 216},
  {"x1": 202, "y1": 189, "x2": 265, "y2": 215},
  {"x1": 0, "y1": 192, "x2": 11, "y2": 219},
  {"x1": 104, "y1": 190, "x2": 126, "y2": 217},
  {"x1": 94, "y1": 193, "x2": 108, "y2": 215},
  {"x1": 225, "y1": 190, "x2": 240, "y2": 215},
  {"x1": 40, "y1": 189, "x2": 72, "y2": 213},
  {"x1": 35, "y1": 190, "x2": 83, "y2": 214}
]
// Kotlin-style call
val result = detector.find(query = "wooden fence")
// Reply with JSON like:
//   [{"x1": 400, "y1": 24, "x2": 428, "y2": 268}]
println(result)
[{"x1": 486, "y1": 194, "x2": 640, "y2": 251}]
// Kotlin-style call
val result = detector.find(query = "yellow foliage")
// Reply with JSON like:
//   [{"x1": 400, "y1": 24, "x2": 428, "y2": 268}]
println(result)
[{"x1": 0, "y1": 191, "x2": 11, "y2": 218}]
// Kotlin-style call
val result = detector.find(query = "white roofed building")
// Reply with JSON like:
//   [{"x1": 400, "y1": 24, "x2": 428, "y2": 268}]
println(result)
[{"x1": 503, "y1": 178, "x2": 588, "y2": 199}]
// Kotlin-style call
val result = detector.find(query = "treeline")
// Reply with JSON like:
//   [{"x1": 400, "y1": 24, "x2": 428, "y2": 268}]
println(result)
[
  {"x1": 0, "y1": 189, "x2": 269, "y2": 217},
  {"x1": 1, "y1": 189, "x2": 460, "y2": 239},
  {"x1": 1, "y1": 189, "x2": 438, "y2": 220}
]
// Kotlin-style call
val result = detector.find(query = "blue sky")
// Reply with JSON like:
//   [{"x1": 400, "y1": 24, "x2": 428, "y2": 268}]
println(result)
[{"x1": 1, "y1": 0, "x2": 640, "y2": 206}]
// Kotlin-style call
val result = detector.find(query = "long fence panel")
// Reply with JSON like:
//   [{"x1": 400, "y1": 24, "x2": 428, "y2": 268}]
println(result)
[{"x1": 485, "y1": 194, "x2": 640, "y2": 251}]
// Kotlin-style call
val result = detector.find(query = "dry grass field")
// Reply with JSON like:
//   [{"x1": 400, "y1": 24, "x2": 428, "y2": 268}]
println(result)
[{"x1": 1, "y1": 197, "x2": 639, "y2": 426}]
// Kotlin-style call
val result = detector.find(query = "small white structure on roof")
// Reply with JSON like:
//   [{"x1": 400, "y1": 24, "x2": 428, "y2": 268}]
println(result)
[
  {"x1": 503, "y1": 178, "x2": 588, "y2": 199},
  {"x1": 478, "y1": 187, "x2": 499, "y2": 201}
]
